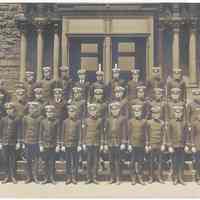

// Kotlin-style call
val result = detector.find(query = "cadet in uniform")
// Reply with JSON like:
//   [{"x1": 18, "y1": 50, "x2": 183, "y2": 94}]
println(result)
[
  {"x1": 39, "y1": 105, "x2": 60, "y2": 184},
  {"x1": 105, "y1": 102, "x2": 127, "y2": 185},
  {"x1": 82, "y1": 103, "x2": 103, "y2": 184},
  {"x1": 167, "y1": 68, "x2": 187, "y2": 102},
  {"x1": 0, "y1": 89, "x2": 8, "y2": 119},
  {"x1": 21, "y1": 101, "x2": 40, "y2": 184},
  {"x1": 0, "y1": 102, "x2": 20, "y2": 184},
  {"x1": 128, "y1": 104, "x2": 146, "y2": 185},
  {"x1": 52, "y1": 65, "x2": 73, "y2": 100},
  {"x1": 167, "y1": 105, "x2": 188, "y2": 185},
  {"x1": 145, "y1": 106, "x2": 166, "y2": 184},
  {"x1": 23, "y1": 71, "x2": 35, "y2": 101}
]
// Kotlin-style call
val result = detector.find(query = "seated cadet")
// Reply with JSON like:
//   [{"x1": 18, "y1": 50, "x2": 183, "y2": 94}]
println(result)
[
  {"x1": 128, "y1": 104, "x2": 146, "y2": 185},
  {"x1": 167, "y1": 105, "x2": 188, "y2": 185},
  {"x1": 0, "y1": 102, "x2": 20, "y2": 184},
  {"x1": 39, "y1": 105, "x2": 60, "y2": 184},
  {"x1": 61, "y1": 104, "x2": 82, "y2": 185},
  {"x1": 145, "y1": 106, "x2": 166, "y2": 184},
  {"x1": 82, "y1": 103, "x2": 103, "y2": 184},
  {"x1": 22, "y1": 101, "x2": 40, "y2": 184},
  {"x1": 105, "y1": 102, "x2": 127, "y2": 185}
]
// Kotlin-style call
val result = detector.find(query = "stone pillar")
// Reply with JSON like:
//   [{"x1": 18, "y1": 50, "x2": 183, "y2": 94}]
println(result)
[
  {"x1": 62, "y1": 18, "x2": 69, "y2": 66},
  {"x1": 189, "y1": 20, "x2": 197, "y2": 85},
  {"x1": 172, "y1": 22, "x2": 180, "y2": 70},
  {"x1": 53, "y1": 23, "x2": 60, "y2": 80},
  {"x1": 104, "y1": 36, "x2": 111, "y2": 84},
  {"x1": 19, "y1": 29, "x2": 27, "y2": 81}
]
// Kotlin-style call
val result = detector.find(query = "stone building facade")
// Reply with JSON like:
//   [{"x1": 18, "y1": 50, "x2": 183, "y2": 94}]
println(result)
[{"x1": 1, "y1": 3, "x2": 200, "y2": 93}]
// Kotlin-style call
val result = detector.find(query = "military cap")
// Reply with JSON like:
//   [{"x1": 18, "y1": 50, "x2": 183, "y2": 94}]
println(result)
[
  {"x1": 112, "y1": 64, "x2": 120, "y2": 72},
  {"x1": 131, "y1": 104, "x2": 143, "y2": 111},
  {"x1": 151, "y1": 106, "x2": 161, "y2": 113},
  {"x1": 53, "y1": 88, "x2": 63, "y2": 94},
  {"x1": 152, "y1": 66, "x2": 161, "y2": 73},
  {"x1": 33, "y1": 87, "x2": 43, "y2": 94},
  {"x1": 173, "y1": 68, "x2": 182, "y2": 73},
  {"x1": 60, "y1": 65, "x2": 69, "y2": 72},
  {"x1": 16, "y1": 82, "x2": 25, "y2": 89},
  {"x1": 109, "y1": 102, "x2": 121, "y2": 110},
  {"x1": 43, "y1": 66, "x2": 52, "y2": 72},
  {"x1": 72, "y1": 87, "x2": 82, "y2": 93},
  {"x1": 171, "y1": 87, "x2": 181, "y2": 94},
  {"x1": 114, "y1": 86, "x2": 125, "y2": 93},
  {"x1": 96, "y1": 64, "x2": 104, "y2": 75},
  {"x1": 131, "y1": 69, "x2": 140, "y2": 74},
  {"x1": 87, "y1": 103, "x2": 98, "y2": 111},
  {"x1": 5, "y1": 102, "x2": 15, "y2": 109},
  {"x1": 45, "y1": 105, "x2": 55, "y2": 112},
  {"x1": 154, "y1": 87, "x2": 163, "y2": 94},
  {"x1": 136, "y1": 85, "x2": 146, "y2": 91},
  {"x1": 25, "y1": 71, "x2": 34, "y2": 75},
  {"x1": 78, "y1": 69, "x2": 86, "y2": 75},
  {"x1": 173, "y1": 105, "x2": 184, "y2": 112},
  {"x1": 192, "y1": 88, "x2": 200, "y2": 95},
  {"x1": 94, "y1": 88, "x2": 103, "y2": 95},
  {"x1": 68, "y1": 104, "x2": 78, "y2": 112},
  {"x1": 16, "y1": 88, "x2": 26, "y2": 95},
  {"x1": 27, "y1": 101, "x2": 39, "y2": 108}
]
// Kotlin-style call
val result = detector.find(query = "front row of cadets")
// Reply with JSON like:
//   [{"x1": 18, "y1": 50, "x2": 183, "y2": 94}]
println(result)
[{"x1": 1, "y1": 88, "x2": 200, "y2": 186}]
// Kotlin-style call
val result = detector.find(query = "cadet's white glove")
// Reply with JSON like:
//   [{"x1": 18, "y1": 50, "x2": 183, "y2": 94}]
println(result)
[
  {"x1": 100, "y1": 145, "x2": 104, "y2": 151},
  {"x1": 82, "y1": 144, "x2": 86, "y2": 151},
  {"x1": 0, "y1": 143, "x2": 2, "y2": 150},
  {"x1": 104, "y1": 145, "x2": 108, "y2": 152},
  {"x1": 192, "y1": 146, "x2": 197, "y2": 153},
  {"x1": 22, "y1": 143, "x2": 25, "y2": 149},
  {"x1": 184, "y1": 145, "x2": 189, "y2": 153},
  {"x1": 128, "y1": 145, "x2": 133, "y2": 152},
  {"x1": 40, "y1": 145, "x2": 44, "y2": 152},
  {"x1": 77, "y1": 145, "x2": 82, "y2": 152},
  {"x1": 161, "y1": 144, "x2": 165, "y2": 152},
  {"x1": 168, "y1": 146, "x2": 174, "y2": 153},
  {"x1": 188, "y1": 126, "x2": 192, "y2": 131},
  {"x1": 67, "y1": 99, "x2": 72, "y2": 104},
  {"x1": 145, "y1": 145, "x2": 149, "y2": 153},
  {"x1": 120, "y1": 144, "x2": 125, "y2": 150},
  {"x1": 16, "y1": 143, "x2": 20, "y2": 150},
  {"x1": 61, "y1": 146, "x2": 66, "y2": 152},
  {"x1": 55, "y1": 145, "x2": 60, "y2": 153}
]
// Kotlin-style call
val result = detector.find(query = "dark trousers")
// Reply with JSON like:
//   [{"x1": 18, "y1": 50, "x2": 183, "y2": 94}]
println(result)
[
  {"x1": 172, "y1": 147, "x2": 184, "y2": 178},
  {"x1": 193, "y1": 151, "x2": 200, "y2": 179},
  {"x1": 147, "y1": 148, "x2": 163, "y2": 177},
  {"x1": 86, "y1": 145, "x2": 99, "y2": 181},
  {"x1": 42, "y1": 148, "x2": 56, "y2": 180},
  {"x1": 25, "y1": 144, "x2": 39, "y2": 179},
  {"x1": 65, "y1": 146, "x2": 78, "y2": 180},
  {"x1": 130, "y1": 147, "x2": 144, "y2": 177},
  {"x1": 3, "y1": 145, "x2": 16, "y2": 178},
  {"x1": 109, "y1": 146, "x2": 121, "y2": 180}
]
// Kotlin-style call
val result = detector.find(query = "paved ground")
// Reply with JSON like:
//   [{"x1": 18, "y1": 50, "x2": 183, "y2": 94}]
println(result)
[{"x1": 0, "y1": 182, "x2": 200, "y2": 198}]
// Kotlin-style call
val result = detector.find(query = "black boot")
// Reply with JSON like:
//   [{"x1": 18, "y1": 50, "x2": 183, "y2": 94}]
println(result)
[
  {"x1": 131, "y1": 175, "x2": 136, "y2": 185},
  {"x1": 11, "y1": 176, "x2": 17, "y2": 184},
  {"x1": 157, "y1": 166, "x2": 165, "y2": 184},
  {"x1": 65, "y1": 175, "x2": 72, "y2": 185},
  {"x1": 178, "y1": 170, "x2": 186, "y2": 185},
  {"x1": 138, "y1": 175, "x2": 145, "y2": 185},
  {"x1": 116, "y1": 177, "x2": 121, "y2": 185},
  {"x1": 2, "y1": 176, "x2": 9, "y2": 184}
]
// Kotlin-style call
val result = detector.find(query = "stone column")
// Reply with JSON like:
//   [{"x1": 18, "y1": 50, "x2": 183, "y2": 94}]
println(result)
[
  {"x1": 62, "y1": 18, "x2": 69, "y2": 66},
  {"x1": 104, "y1": 36, "x2": 112, "y2": 84},
  {"x1": 172, "y1": 21, "x2": 180, "y2": 70},
  {"x1": 19, "y1": 28, "x2": 27, "y2": 82},
  {"x1": 53, "y1": 23, "x2": 60, "y2": 80},
  {"x1": 189, "y1": 20, "x2": 197, "y2": 85}
]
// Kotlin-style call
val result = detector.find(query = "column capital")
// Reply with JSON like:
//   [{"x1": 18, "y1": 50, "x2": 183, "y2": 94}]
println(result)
[
  {"x1": 171, "y1": 20, "x2": 181, "y2": 33},
  {"x1": 158, "y1": 20, "x2": 165, "y2": 31},
  {"x1": 190, "y1": 18, "x2": 198, "y2": 32},
  {"x1": 53, "y1": 23, "x2": 60, "y2": 34},
  {"x1": 33, "y1": 17, "x2": 48, "y2": 33}
]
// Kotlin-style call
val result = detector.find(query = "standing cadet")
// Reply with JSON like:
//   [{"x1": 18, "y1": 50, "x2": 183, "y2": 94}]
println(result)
[
  {"x1": 127, "y1": 69, "x2": 143, "y2": 101},
  {"x1": 82, "y1": 103, "x2": 103, "y2": 184},
  {"x1": 23, "y1": 71, "x2": 36, "y2": 101},
  {"x1": 146, "y1": 66, "x2": 165, "y2": 100},
  {"x1": 39, "y1": 66, "x2": 54, "y2": 101},
  {"x1": 167, "y1": 68, "x2": 187, "y2": 102},
  {"x1": 89, "y1": 64, "x2": 107, "y2": 102},
  {"x1": 0, "y1": 89, "x2": 8, "y2": 119},
  {"x1": 75, "y1": 69, "x2": 90, "y2": 101},
  {"x1": 167, "y1": 105, "x2": 188, "y2": 185},
  {"x1": 128, "y1": 104, "x2": 146, "y2": 185},
  {"x1": 61, "y1": 104, "x2": 82, "y2": 185},
  {"x1": 145, "y1": 106, "x2": 166, "y2": 184},
  {"x1": 21, "y1": 101, "x2": 40, "y2": 184},
  {"x1": 105, "y1": 102, "x2": 127, "y2": 185},
  {"x1": 52, "y1": 65, "x2": 73, "y2": 100},
  {"x1": 0, "y1": 102, "x2": 20, "y2": 184},
  {"x1": 190, "y1": 110, "x2": 200, "y2": 185},
  {"x1": 39, "y1": 105, "x2": 60, "y2": 184}
]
